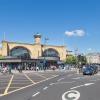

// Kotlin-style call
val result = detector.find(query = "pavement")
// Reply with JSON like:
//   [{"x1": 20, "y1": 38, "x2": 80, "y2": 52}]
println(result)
[{"x1": 0, "y1": 70, "x2": 100, "y2": 100}]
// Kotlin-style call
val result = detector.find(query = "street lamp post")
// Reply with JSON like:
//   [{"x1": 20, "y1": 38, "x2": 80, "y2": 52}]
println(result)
[
  {"x1": 74, "y1": 48, "x2": 80, "y2": 74},
  {"x1": 43, "y1": 37, "x2": 49, "y2": 70}
]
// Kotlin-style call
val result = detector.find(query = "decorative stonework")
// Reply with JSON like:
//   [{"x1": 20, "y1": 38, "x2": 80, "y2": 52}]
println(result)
[{"x1": 0, "y1": 35, "x2": 67, "y2": 61}]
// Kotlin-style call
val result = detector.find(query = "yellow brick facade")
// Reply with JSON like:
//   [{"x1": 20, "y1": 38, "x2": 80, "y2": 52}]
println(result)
[
  {"x1": 0, "y1": 35, "x2": 67, "y2": 61},
  {"x1": 42, "y1": 45, "x2": 66, "y2": 61}
]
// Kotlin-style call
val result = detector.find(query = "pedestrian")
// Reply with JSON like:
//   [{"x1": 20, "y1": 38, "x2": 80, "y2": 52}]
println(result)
[
  {"x1": 36, "y1": 66, "x2": 39, "y2": 71},
  {"x1": 0, "y1": 65, "x2": 2, "y2": 72},
  {"x1": 20, "y1": 65, "x2": 23, "y2": 73},
  {"x1": 3, "y1": 66, "x2": 7, "y2": 74},
  {"x1": 8, "y1": 65, "x2": 12, "y2": 74},
  {"x1": 18, "y1": 64, "x2": 21, "y2": 73}
]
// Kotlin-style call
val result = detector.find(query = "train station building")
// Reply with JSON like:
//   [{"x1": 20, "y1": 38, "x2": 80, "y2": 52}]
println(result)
[{"x1": 0, "y1": 34, "x2": 67, "y2": 70}]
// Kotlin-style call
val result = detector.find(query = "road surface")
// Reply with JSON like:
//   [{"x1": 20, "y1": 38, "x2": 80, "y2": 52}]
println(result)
[{"x1": 0, "y1": 70, "x2": 100, "y2": 100}]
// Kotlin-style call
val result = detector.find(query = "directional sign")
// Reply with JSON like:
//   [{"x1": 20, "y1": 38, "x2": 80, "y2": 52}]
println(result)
[{"x1": 62, "y1": 90, "x2": 80, "y2": 100}]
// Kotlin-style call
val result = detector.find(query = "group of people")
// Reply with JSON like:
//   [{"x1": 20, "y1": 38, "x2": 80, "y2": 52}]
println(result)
[
  {"x1": 0, "y1": 64, "x2": 58, "y2": 75},
  {"x1": 0, "y1": 64, "x2": 23, "y2": 74},
  {"x1": 0, "y1": 65, "x2": 12, "y2": 74},
  {"x1": 17, "y1": 64, "x2": 23, "y2": 73}
]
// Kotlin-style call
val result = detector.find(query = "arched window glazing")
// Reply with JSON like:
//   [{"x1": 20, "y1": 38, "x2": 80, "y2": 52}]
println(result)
[
  {"x1": 43, "y1": 48, "x2": 59, "y2": 57},
  {"x1": 10, "y1": 47, "x2": 31, "y2": 59}
]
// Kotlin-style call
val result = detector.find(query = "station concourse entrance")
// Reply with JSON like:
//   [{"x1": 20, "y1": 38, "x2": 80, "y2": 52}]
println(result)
[{"x1": 0, "y1": 57, "x2": 60, "y2": 71}]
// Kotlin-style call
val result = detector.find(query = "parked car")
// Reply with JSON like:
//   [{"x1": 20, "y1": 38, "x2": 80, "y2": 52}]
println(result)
[
  {"x1": 82, "y1": 65, "x2": 94, "y2": 75},
  {"x1": 91, "y1": 65, "x2": 98, "y2": 74}
]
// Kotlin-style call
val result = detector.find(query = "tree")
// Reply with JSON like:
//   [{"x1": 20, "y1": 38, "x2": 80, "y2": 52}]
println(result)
[
  {"x1": 0, "y1": 55, "x2": 4, "y2": 59},
  {"x1": 77, "y1": 55, "x2": 87, "y2": 65},
  {"x1": 65, "y1": 55, "x2": 77, "y2": 64}
]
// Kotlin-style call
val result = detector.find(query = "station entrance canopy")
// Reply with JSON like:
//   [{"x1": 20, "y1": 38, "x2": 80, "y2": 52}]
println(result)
[{"x1": 0, "y1": 56, "x2": 38, "y2": 63}]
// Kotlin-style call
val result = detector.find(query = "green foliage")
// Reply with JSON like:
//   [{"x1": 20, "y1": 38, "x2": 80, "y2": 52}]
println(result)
[
  {"x1": 0, "y1": 55, "x2": 4, "y2": 59},
  {"x1": 65, "y1": 55, "x2": 87, "y2": 65},
  {"x1": 65, "y1": 55, "x2": 77, "y2": 64},
  {"x1": 77, "y1": 55, "x2": 87, "y2": 65}
]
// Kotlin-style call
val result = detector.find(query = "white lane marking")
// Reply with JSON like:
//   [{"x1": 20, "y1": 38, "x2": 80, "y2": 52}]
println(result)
[
  {"x1": 49, "y1": 83, "x2": 54, "y2": 86},
  {"x1": 0, "y1": 75, "x2": 59, "y2": 97},
  {"x1": 70, "y1": 85, "x2": 85, "y2": 90},
  {"x1": 50, "y1": 81, "x2": 75, "y2": 85},
  {"x1": 72, "y1": 77, "x2": 81, "y2": 79},
  {"x1": 72, "y1": 76, "x2": 90, "y2": 80},
  {"x1": 52, "y1": 75, "x2": 58, "y2": 77},
  {"x1": 32, "y1": 92, "x2": 40, "y2": 97},
  {"x1": 0, "y1": 94, "x2": 3, "y2": 97},
  {"x1": 84, "y1": 83, "x2": 94, "y2": 86},
  {"x1": 62, "y1": 90, "x2": 80, "y2": 100},
  {"x1": 57, "y1": 78, "x2": 65, "y2": 82},
  {"x1": 70, "y1": 83, "x2": 94, "y2": 89},
  {"x1": 43, "y1": 86, "x2": 48, "y2": 90}
]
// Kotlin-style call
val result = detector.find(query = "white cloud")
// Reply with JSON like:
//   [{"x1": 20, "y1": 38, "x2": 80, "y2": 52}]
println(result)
[
  {"x1": 65, "y1": 31, "x2": 74, "y2": 36},
  {"x1": 65, "y1": 29, "x2": 85, "y2": 37},
  {"x1": 87, "y1": 48, "x2": 92, "y2": 51}
]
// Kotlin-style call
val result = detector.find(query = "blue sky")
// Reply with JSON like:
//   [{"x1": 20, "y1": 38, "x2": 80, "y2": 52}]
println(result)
[{"x1": 0, "y1": 0, "x2": 100, "y2": 53}]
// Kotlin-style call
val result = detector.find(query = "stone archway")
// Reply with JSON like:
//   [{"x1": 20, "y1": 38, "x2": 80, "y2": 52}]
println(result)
[
  {"x1": 43, "y1": 48, "x2": 60, "y2": 57},
  {"x1": 10, "y1": 46, "x2": 31, "y2": 59}
]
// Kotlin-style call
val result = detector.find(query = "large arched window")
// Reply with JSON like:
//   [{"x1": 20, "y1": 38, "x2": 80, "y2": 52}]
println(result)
[
  {"x1": 10, "y1": 47, "x2": 31, "y2": 59},
  {"x1": 43, "y1": 48, "x2": 59, "y2": 57}
]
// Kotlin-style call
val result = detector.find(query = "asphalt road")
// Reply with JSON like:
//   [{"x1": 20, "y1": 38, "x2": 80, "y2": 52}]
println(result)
[{"x1": 0, "y1": 70, "x2": 100, "y2": 100}]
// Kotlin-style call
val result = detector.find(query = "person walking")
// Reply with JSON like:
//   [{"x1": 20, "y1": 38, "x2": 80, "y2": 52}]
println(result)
[
  {"x1": 20, "y1": 65, "x2": 23, "y2": 73},
  {"x1": 36, "y1": 66, "x2": 39, "y2": 71},
  {"x1": 18, "y1": 64, "x2": 21, "y2": 73},
  {"x1": 8, "y1": 65, "x2": 12, "y2": 74}
]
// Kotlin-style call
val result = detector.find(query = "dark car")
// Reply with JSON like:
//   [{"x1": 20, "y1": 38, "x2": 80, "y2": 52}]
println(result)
[
  {"x1": 91, "y1": 65, "x2": 98, "y2": 74},
  {"x1": 82, "y1": 66, "x2": 94, "y2": 75}
]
